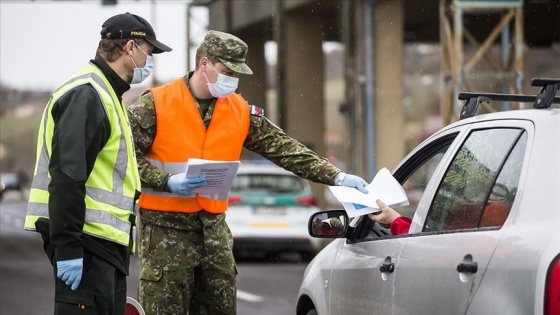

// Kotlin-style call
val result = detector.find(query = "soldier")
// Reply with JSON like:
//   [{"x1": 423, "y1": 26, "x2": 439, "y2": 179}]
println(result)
[{"x1": 127, "y1": 30, "x2": 369, "y2": 315}]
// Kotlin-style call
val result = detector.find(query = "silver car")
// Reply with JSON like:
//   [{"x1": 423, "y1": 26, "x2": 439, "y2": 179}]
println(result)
[
  {"x1": 297, "y1": 79, "x2": 560, "y2": 315},
  {"x1": 226, "y1": 162, "x2": 321, "y2": 260}
]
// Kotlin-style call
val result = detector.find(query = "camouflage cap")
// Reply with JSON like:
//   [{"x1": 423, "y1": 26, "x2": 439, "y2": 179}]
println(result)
[{"x1": 199, "y1": 30, "x2": 253, "y2": 75}]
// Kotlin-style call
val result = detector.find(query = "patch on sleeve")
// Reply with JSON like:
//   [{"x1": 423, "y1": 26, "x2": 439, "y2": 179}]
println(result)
[{"x1": 250, "y1": 105, "x2": 264, "y2": 117}]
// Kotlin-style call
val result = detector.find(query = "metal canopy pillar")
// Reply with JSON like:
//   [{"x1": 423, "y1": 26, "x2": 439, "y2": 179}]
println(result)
[{"x1": 440, "y1": 0, "x2": 525, "y2": 124}]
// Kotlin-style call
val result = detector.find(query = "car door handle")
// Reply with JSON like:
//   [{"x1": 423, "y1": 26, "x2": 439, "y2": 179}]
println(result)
[
  {"x1": 379, "y1": 262, "x2": 395, "y2": 273},
  {"x1": 456, "y1": 261, "x2": 478, "y2": 273}
]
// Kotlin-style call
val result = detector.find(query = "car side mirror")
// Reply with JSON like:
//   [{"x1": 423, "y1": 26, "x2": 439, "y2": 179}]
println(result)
[{"x1": 308, "y1": 210, "x2": 349, "y2": 238}]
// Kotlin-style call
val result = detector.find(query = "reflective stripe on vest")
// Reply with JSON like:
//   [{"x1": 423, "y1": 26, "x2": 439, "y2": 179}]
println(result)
[
  {"x1": 138, "y1": 78, "x2": 249, "y2": 213},
  {"x1": 24, "y1": 63, "x2": 141, "y2": 246}
]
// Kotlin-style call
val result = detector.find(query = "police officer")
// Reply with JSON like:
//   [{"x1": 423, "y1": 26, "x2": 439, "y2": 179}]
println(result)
[
  {"x1": 24, "y1": 13, "x2": 171, "y2": 315},
  {"x1": 127, "y1": 30, "x2": 368, "y2": 315}
]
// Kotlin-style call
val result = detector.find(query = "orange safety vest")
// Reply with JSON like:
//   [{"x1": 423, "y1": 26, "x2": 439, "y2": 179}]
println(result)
[{"x1": 138, "y1": 78, "x2": 250, "y2": 213}]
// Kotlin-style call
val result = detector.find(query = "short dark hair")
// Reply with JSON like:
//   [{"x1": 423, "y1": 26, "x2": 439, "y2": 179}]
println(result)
[{"x1": 96, "y1": 38, "x2": 146, "y2": 62}]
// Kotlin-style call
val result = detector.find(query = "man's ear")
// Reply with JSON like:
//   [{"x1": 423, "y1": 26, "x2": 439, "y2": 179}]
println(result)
[
  {"x1": 124, "y1": 40, "x2": 134, "y2": 54},
  {"x1": 200, "y1": 56, "x2": 210, "y2": 70}
]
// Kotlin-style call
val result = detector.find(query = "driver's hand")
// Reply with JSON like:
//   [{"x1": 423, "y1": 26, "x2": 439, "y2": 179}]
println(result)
[
  {"x1": 368, "y1": 199, "x2": 401, "y2": 228},
  {"x1": 329, "y1": 217, "x2": 342, "y2": 229}
]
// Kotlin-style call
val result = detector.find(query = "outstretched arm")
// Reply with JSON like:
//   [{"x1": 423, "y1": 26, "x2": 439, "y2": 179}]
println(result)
[{"x1": 368, "y1": 199, "x2": 411, "y2": 235}]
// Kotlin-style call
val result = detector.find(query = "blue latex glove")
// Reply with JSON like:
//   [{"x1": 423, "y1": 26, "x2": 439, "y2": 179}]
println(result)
[
  {"x1": 57, "y1": 258, "x2": 83, "y2": 291},
  {"x1": 167, "y1": 173, "x2": 207, "y2": 195},
  {"x1": 342, "y1": 174, "x2": 369, "y2": 194}
]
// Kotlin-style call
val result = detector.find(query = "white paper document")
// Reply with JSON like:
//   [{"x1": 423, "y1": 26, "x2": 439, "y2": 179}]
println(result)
[
  {"x1": 185, "y1": 158, "x2": 241, "y2": 194},
  {"x1": 329, "y1": 167, "x2": 409, "y2": 218}
]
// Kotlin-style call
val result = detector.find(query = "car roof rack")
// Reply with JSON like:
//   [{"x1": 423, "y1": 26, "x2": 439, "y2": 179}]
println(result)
[{"x1": 458, "y1": 78, "x2": 560, "y2": 120}]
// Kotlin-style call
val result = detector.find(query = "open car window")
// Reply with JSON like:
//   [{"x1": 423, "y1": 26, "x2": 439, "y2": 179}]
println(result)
[
  {"x1": 396, "y1": 146, "x2": 447, "y2": 218},
  {"x1": 423, "y1": 128, "x2": 527, "y2": 232},
  {"x1": 351, "y1": 132, "x2": 459, "y2": 241}
]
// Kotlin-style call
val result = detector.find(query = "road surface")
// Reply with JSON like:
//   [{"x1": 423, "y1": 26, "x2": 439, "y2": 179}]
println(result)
[{"x1": 0, "y1": 194, "x2": 309, "y2": 315}]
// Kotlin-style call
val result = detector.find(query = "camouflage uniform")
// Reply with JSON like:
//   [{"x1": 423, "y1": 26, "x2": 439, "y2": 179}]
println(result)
[{"x1": 127, "y1": 30, "x2": 341, "y2": 315}]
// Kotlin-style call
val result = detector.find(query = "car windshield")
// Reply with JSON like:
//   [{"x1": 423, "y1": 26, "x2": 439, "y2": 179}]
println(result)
[{"x1": 231, "y1": 174, "x2": 304, "y2": 193}]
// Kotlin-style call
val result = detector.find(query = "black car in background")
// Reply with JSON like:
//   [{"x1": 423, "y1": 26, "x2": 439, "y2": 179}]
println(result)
[{"x1": 0, "y1": 172, "x2": 27, "y2": 201}]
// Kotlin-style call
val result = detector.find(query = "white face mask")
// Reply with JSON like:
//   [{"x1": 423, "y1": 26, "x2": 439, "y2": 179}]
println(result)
[
  {"x1": 204, "y1": 61, "x2": 239, "y2": 98},
  {"x1": 130, "y1": 43, "x2": 154, "y2": 84}
]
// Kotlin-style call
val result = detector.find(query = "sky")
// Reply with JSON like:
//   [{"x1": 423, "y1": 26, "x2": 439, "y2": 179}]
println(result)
[{"x1": 0, "y1": 0, "x2": 208, "y2": 91}]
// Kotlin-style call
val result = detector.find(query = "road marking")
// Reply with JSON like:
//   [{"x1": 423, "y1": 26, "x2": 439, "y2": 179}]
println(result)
[
  {"x1": 249, "y1": 222, "x2": 289, "y2": 228},
  {"x1": 237, "y1": 290, "x2": 263, "y2": 302}
]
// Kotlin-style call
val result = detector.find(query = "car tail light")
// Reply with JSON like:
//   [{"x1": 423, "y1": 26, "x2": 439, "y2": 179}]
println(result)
[
  {"x1": 228, "y1": 195, "x2": 243, "y2": 205},
  {"x1": 295, "y1": 196, "x2": 317, "y2": 207},
  {"x1": 545, "y1": 254, "x2": 560, "y2": 315}
]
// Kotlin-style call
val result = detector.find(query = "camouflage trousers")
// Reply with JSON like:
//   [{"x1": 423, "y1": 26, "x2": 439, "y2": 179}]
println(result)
[{"x1": 137, "y1": 210, "x2": 237, "y2": 315}]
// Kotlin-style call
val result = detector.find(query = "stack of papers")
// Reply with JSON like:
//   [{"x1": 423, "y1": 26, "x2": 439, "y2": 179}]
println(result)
[
  {"x1": 329, "y1": 167, "x2": 409, "y2": 218},
  {"x1": 185, "y1": 158, "x2": 241, "y2": 194}
]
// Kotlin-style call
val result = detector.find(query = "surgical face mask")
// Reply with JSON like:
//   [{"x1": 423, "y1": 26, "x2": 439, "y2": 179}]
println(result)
[
  {"x1": 130, "y1": 43, "x2": 154, "y2": 84},
  {"x1": 204, "y1": 61, "x2": 239, "y2": 98}
]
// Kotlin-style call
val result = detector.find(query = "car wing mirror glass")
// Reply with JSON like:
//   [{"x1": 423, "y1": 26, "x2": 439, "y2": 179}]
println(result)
[{"x1": 308, "y1": 210, "x2": 349, "y2": 238}]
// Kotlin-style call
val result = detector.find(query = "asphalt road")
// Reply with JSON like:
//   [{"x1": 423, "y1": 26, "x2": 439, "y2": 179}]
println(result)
[{"x1": 0, "y1": 193, "x2": 308, "y2": 315}]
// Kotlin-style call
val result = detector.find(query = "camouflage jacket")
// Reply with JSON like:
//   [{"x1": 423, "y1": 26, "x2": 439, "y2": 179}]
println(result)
[{"x1": 127, "y1": 72, "x2": 341, "y2": 195}]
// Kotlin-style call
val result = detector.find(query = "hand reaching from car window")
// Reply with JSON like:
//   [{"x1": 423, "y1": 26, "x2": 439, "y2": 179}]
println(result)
[{"x1": 368, "y1": 199, "x2": 401, "y2": 228}]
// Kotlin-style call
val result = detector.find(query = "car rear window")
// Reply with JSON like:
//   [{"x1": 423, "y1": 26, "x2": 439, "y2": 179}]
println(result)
[{"x1": 231, "y1": 174, "x2": 305, "y2": 193}]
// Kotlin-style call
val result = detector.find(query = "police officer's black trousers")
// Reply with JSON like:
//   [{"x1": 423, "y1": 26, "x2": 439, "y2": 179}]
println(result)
[{"x1": 53, "y1": 251, "x2": 127, "y2": 315}]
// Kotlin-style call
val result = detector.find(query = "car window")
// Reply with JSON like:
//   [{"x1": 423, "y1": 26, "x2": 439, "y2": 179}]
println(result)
[
  {"x1": 479, "y1": 132, "x2": 526, "y2": 227},
  {"x1": 423, "y1": 128, "x2": 526, "y2": 232},
  {"x1": 351, "y1": 133, "x2": 458, "y2": 240},
  {"x1": 392, "y1": 133, "x2": 458, "y2": 219},
  {"x1": 398, "y1": 151, "x2": 446, "y2": 218},
  {"x1": 231, "y1": 174, "x2": 304, "y2": 193}
]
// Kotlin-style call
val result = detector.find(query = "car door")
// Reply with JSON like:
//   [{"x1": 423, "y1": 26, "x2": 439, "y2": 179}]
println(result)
[
  {"x1": 327, "y1": 128, "x2": 463, "y2": 315},
  {"x1": 393, "y1": 121, "x2": 531, "y2": 315}
]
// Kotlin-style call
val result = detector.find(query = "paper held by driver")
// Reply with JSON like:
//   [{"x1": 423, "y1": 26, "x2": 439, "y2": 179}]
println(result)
[{"x1": 328, "y1": 167, "x2": 409, "y2": 218}]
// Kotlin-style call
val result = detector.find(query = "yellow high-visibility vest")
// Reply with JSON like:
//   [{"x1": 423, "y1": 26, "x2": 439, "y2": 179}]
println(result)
[{"x1": 24, "y1": 62, "x2": 141, "y2": 247}]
